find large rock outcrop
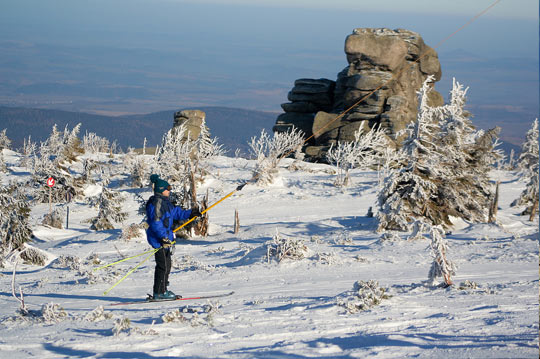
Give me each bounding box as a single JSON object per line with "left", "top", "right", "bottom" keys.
{"left": 273, "top": 28, "right": 444, "bottom": 161}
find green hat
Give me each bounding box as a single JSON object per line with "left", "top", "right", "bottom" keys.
{"left": 150, "top": 174, "right": 171, "bottom": 194}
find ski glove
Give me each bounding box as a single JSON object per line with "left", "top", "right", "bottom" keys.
{"left": 190, "top": 207, "right": 202, "bottom": 219}
{"left": 161, "top": 238, "right": 173, "bottom": 248}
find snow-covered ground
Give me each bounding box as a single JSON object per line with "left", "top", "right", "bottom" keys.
{"left": 0, "top": 151, "right": 538, "bottom": 358}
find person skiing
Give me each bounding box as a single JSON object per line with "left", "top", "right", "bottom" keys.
{"left": 146, "top": 174, "right": 201, "bottom": 300}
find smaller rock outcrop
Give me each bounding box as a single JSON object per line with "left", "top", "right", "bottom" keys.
{"left": 173, "top": 110, "right": 206, "bottom": 141}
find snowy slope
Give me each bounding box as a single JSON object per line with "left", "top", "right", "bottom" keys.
{"left": 0, "top": 151, "right": 538, "bottom": 358}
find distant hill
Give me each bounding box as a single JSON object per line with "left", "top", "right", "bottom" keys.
{"left": 0, "top": 106, "right": 278, "bottom": 155}
{"left": 0, "top": 105, "right": 522, "bottom": 157}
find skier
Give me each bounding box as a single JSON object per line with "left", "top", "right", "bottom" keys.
{"left": 146, "top": 174, "right": 201, "bottom": 300}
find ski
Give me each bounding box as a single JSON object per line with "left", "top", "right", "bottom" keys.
{"left": 107, "top": 291, "right": 235, "bottom": 306}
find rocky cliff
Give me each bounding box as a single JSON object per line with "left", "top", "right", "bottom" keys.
{"left": 273, "top": 28, "right": 444, "bottom": 161}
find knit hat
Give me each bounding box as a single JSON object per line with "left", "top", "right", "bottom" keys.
{"left": 150, "top": 174, "right": 171, "bottom": 194}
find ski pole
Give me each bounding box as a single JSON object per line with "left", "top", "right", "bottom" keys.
{"left": 93, "top": 247, "right": 157, "bottom": 271}
{"left": 172, "top": 182, "right": 247, "bottom": 233}
{"left": 103, "top": 248, "right": 158, "bottom": 295}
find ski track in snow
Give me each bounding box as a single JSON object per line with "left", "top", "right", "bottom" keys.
{"left": 0, "top": 151, "right": 538, "bottom": 358}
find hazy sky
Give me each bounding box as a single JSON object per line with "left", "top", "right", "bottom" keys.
{"left": 0, "top": 0, "right": 538, "bottom": 144}
{"left": 171, "top": 0, "right": 538, "bottom": 19}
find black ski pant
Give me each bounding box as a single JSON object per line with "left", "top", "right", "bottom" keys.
{"left": 153, "top": 247, "right": 172, "bottom": 294}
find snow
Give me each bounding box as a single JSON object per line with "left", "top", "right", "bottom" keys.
{"left": 0, "top": 153, "right": 538, "bottom": 358}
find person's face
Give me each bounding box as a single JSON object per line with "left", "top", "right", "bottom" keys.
{"left": 162, "top": 189, "right": 170, "bottom": 197}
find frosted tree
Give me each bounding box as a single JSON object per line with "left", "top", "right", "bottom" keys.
{"left": 378, "top": 77, "right": 503, "bottom": 231}
{"left": 89, "top": 186, "right": 128, "bottom": 230}
{"left": 427, "top": 225, "right": 456, "bottom": 286}
{"left": 30, "top": 123, "right": 85, "bottom": 203}
{"left": 377, "top": 76, "right": 444, "bottom": 231}
{"left": 154, "top": 124, "right": 194, "bottom": 185}
{"left": 326, "top": 125, "right": 389, "bottom": 187}
{"left": 196, "top": 118, "right": 225, "bottom": 163}
{"left": 516, "top": 118, "right": 539, "bottom": 173}
{"left": 0, "top": 129, "right": 12, "bottom": 150}
{"left": 0, "top": 185, "right": 37, "bottom": 266}
{"left": 512, "top": 118, "right": 539, "bottom": 217}
{"left": 435, "top": 78, "right": 501, "bottom": 223}
{"left": 249, "top": 128, "right": 305, "bottom": 186}
{"left": 82, "top": 131, "right": 110, "bottom": 154}
{"left": 19, "top": 136, "right": 37, "bottom": 168}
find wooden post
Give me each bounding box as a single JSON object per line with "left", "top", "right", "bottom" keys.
{"left": 234, "top": 209, "right": 240, "bottom": 234}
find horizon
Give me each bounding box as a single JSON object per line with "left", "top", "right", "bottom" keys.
{"left": 0, "top": 0, "right": 538, "bottom": 144}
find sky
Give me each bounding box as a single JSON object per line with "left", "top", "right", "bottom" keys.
{"left": 0, "top": 0, "right": 538, "bottom": 145}
{"left": 173, "top": 0, "right": 538, "bottom": 19}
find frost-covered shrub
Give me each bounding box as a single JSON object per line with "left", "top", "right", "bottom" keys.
{"left": 249, "top": 128, "right": 304, "bottom": 186}
{"left": 266, "top": 230, "right": 309, "bottom": 263}
{"left": 121, "top": 223, "right": 146, "bottom": 241}
{"left": 337, "top": 280, "right": 391, "bottom": 313}
{"left": 173, "top": 254, "right": 215, "bottom": 272}
{"left": 458, "top": 280, "right": 478, "bottom": 290}
{"left": 84, "top": 306, "right": 113, "bottom": 322}
{"left": 326, "top": 125, "right": 389, "bottom": 187}
{"left": 19, "top": 246, "right": 47, "bottom": 266}
{"left": 0, "top": 151, "right": 7, "bottom": 173}
{"left": 377, "top": 232, "right": 402, "bottom": 243}
{"left": 41, "top": 209, "right": 63, "bottom": 229}
{"left": 113, "top": 317, "right": 131, "bottom": 336}
{"left": 428, "top": 225, "right": 456, "bottom": 286}
{"left": 56, "top": 255, "right": 83, "bottom": 270}
{"left": 314, "top": 252, "right": 340, "bottom": 265}
{"left": 88, "top": 186, "right": 128, "bottom": 230}
{"left": 162, "top": 302, "right": 221, "bottom": 327}
{"left": 41, "top": 302, "right": 69, "bottom": 323}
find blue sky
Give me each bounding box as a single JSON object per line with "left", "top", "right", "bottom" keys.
{"left": 0, "top": 0, "right": 538, "bottom": 145}
{"left": 172, "top": 0, "right": 537, "bottom": 19}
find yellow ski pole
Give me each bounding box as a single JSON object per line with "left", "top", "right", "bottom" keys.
{"left": 103, "top": 248, "right": 159, "bottom": 295}
{"left": 93, "top": 248, "right": 157, "bottom": 271}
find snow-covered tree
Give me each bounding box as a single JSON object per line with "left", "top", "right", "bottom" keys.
{"left": 0, "top": 129, "right": 12, "bottom": 150}
{"left": 196, "top": 118, "right": 226, "bottom": 162}
{"left": 19, "top": 136, "right": 36, "bottom": 168}
{"left": 0, "top": 185, "right": 34, "bottom": 266}
{"left": 378, "top": 77, "right": 502, "bottom": 231}
{"left": 512, "top": 119, "right": 539, "bottom": 216}
{"left": 326, "top": 125, "right": 389, "bottom": 187}
{"left": 83, "top": 131, "right": 110, "bottom": 154}
{"left": 435, "top": 79, "right": 502, "bottom": 223}
{"left": 30, "top": 124, "right": 86, "bottom": 203}
{"left": 378, "top": 76, "right": 444, "bottom": 231}
{"left": 249, "top": 128, "right": 305, "bottom": 186}
{"left": 89, "top": 186, "right": 128, "bottom": 230}
{"left": 154, "top": 124, "right": 194, "bottom": 185}
{"left": 516, "top": 118, "right": 539, "bottom": 173}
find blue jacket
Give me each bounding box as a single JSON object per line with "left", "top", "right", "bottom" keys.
{"left": 145, "top": 194, "right": 192, "bottom": 248}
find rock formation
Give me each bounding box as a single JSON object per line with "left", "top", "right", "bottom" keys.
{"left": 273, "top": 28, "right": 444, "bottom": 161}
{"left": 173, "top": 109, "right": 206, "bottom": 140}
